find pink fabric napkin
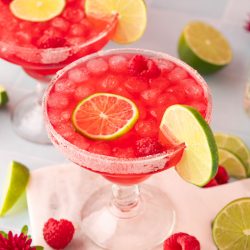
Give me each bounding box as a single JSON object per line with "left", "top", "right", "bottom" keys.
{"left": 27, "top": 164, "right": 250, "bottom": 250}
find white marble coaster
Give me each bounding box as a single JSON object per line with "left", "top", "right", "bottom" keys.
{"left": 27, "top": 164, "right": 250, "bottom": 250}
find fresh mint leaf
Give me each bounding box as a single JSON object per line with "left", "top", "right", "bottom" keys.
{"left": 21, "top": 225, "right": 29, "bottom": 235}
{"left": 35, "top": 246, "right": 44, "bottom": 250}
{"left": 0, "top": 231, "right": 7, "bottom": 238}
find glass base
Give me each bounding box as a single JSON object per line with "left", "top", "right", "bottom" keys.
{"left": 81, "top": 184, "right": 175, "bottom": 250}
{"left": 11, "top": 93, "right": 50, "bottom": 144}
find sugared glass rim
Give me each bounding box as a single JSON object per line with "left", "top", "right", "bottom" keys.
{"left": 0, "top": 15, "right": 117, "bottom": 54}
{"left": 43, "top": 48, "right": 212, "bottom": 166}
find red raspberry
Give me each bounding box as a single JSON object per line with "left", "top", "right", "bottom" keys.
{"left": 141, "top": 59, "right": 161, "bottom": 79}
{"left": 129, "top": 55, "right": 147, "bottom": 75}
{"left": 164, "top": 232, "right": 200, "bottom": 250}
{"left": 38, "top": 37, "right": 68, "bottom": 49}
{"left": 245, "top": 17, "right": 250, "bottom": 32}
{"left": 43, "top": 218, "right": 75, "bottom": 249}
{"left": 204, "top": 178, "right": 218, "bottom": 188}
{"left": 215, "top": 166, "right": 229, "bottom": 184}
{"left": 128, "top": 55, "right": 161, "bottom": 79}
{"left": 135, "top": 137, "right": 163, "bottom": 157}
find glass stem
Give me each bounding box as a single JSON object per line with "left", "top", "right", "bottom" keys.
{"left": 36, "top": 82, "right": 47, "bottom": 106}
{"left": 110, "top": 184, "right": 141, "bottom": 219}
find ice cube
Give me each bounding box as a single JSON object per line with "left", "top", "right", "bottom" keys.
{"left": 49, "top": 110, "right": 71, "bottom": 126}
{"left": 180, "top": 79, "right": 203, "bottom": 100}
{"left": 156, "top": 58, "right": 175, "bottom": 73}
{"left": 168, "top": 67, "right": 188, "bottom": 82}
{"left": 99, "top": 75, "right": 120, "bottom": 91}
{"left": 141, "top": 88, "right": 162, "bottom": 106}
{"left": 68, "top": 68, "right": 89, "bottom": 83}
{"left": 86, "top": 58, "right": 108, "bottom": 75}
{"left": 15, "top": 31, "right": 31, "bottom": 43}
{"left": 41, "top": 48, "right": 70, "bottom": 64}
{"left": 124, "top": 77, "right": 148, "bottom": 94}
{"left": 51, "top": 17, "right": 70, "bottom": 32}
{"left": 47, "top": 93, "right": 69, "bottom": 109}
{"left": 69, "top": 24, "right": 88, "bottom": 36}
{"left": 75, "top": 85, "right": 95, "bottom": 100}
{"left": 55, "top": 122, "right": 75, "bottom": 140}
{"left": 54, "top": 79, "right": 77, "bottom": 93}
{"left": 108, "top": 55, "right": 128, "bottom": 73}
{"left": 63, "top": 7, "right": 85, "bottom": 23}
{"left": 135, "top": 119, "right": 158, "bottom": 138}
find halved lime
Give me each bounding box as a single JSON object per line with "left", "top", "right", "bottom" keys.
{"left": 215, "top": 133, "right": 250, "bottom": 176}
{"left": 0, "top": 85, "right": 8, "bottom": 107}
{"left": 72, "top": 93, "right": 139, "bottom": 140}
{"left": 160, "top": 105, "right": 218, "bottom": 186}
{"left": 218, "top": 148, "right": 248, "bottom": 179}
{"left": 212, "top": 198, "right": 250, "bottom": 250}
{"left": 0, "top": 161, "right": 30, "bottom": 217}
{"left": 178, "top": 21, "right": 232, "bottom": 75}
{"left": 85, "top": 0, "right": 147, "bottom": 44}
{"left": 10, "top": 0, "right": 66, "bottom": 22}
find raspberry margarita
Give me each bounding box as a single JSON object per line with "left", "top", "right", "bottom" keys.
{"left": 45, "top": 49, "right": 211, "bottom": 185}
{"left": 0, "top": 0, "right": 116, "bottom": 78}
{"left": 44, "top": 49, "right": 212, "bottom": 250}
{"left": 0, "top": 0, "right": 119, "bottom": 144}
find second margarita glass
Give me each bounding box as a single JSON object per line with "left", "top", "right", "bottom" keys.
{"left": 0, "top": 0, "right": 117, "bottom": 144}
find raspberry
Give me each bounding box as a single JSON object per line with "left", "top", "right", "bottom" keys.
{"left": 128, "top": 55, "right": 161, "bottom": 79}
{"left": 141, "top": 59, "right": 161, "bottom": 79}
{"left": 135, "top": 137, "right": 163, "bottom": 157}
{"left": 129, "top": 55, "right": 147, "bottom": 75}
{"left": 164, "top": 232, "right": 200, "bottom": 250}
{"left": 215, "top": 166, "right": 229, "bottom": 184}
{"left": 38, "top": 37, "right": 68, "bottom": 49}
{"left": 43, "top": 218, "right": 75, "bottom": 249}
{"left": 204, "top": 178, "right": 218, "bottom": 188}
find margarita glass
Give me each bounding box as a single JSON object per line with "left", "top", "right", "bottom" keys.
{"left": 44, "top": 49, "right": 211, "bottom": 249}
{"left": 0, "top": 0, "right": 117, "bottom": 144}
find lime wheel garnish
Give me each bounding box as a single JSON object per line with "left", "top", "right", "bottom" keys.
{"left": 160, "top": 104, "right": 218, "bottom": 186}
{"left": 10, "top": 0, "right": 66, "bottom": 22}
{"left": 72, "top": 93, "right": 139, "bottom": 140}
{"left": 84, "top": 0, "right": 147, "bottom": 44}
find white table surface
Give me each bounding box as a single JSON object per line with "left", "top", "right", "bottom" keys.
{"left": 0, "top": 0, "right": 250, "bottom": 245}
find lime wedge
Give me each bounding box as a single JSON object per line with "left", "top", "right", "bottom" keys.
{"left": 160, "top": 105, "right": 218, "bottom": 186}
{"left": 85, "top": 0, "right": 147, "bottom": 44}
{"left": 72, "top": 93, "right": 139, "bottom": 140}
{"left": 215, "top": 133, "right": 250, "bottom": 176}
{"left": 212, "top": 198, "right": 250, "bottom": 250}
{"left": 0, "top": 85, "right": 9, "bottom": 107}
{"left": 178, "top": 21, "right": 232, "bottom": 75}
{"left": 218, "top": 148, "right": 248, "bottom": 179}
{"left": 0, "top": 161, "right": 30, "bottom": 217}
{"left": 10, "top": 0, "right": 66, "bottom": 22}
